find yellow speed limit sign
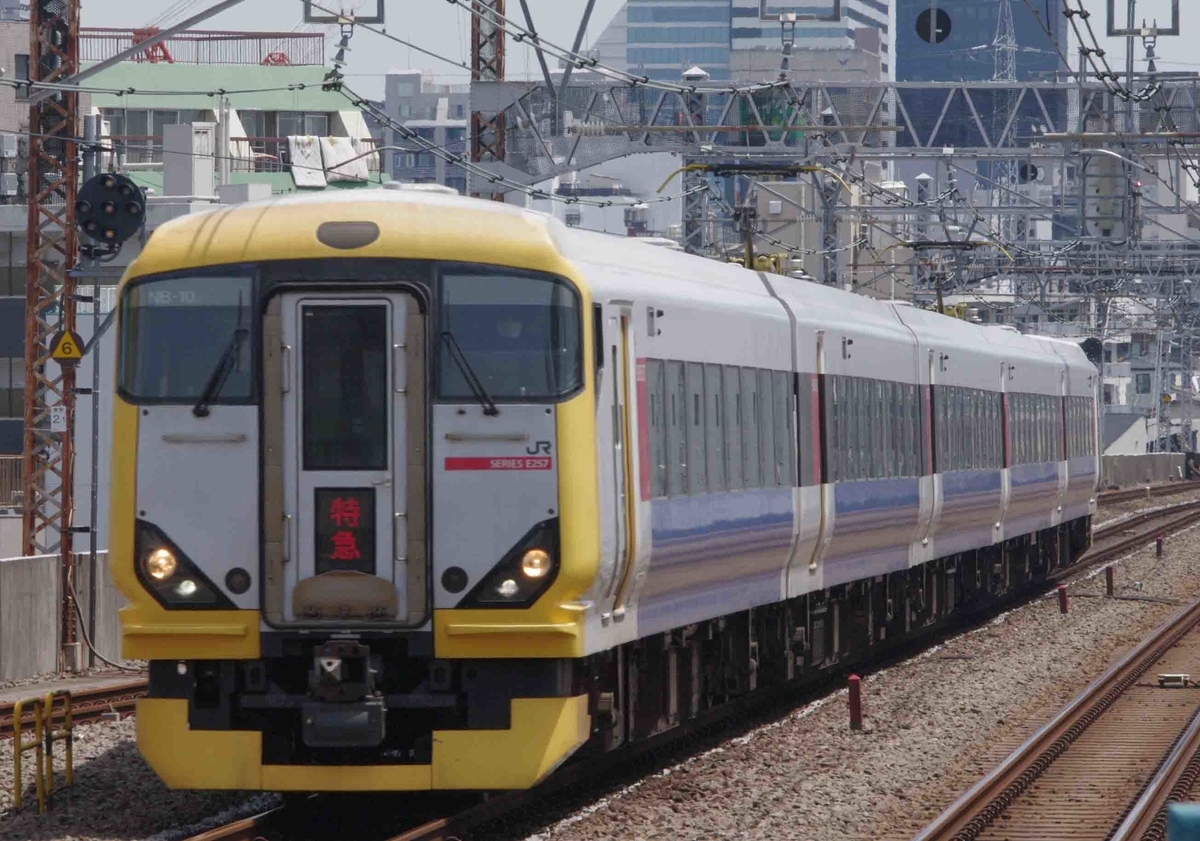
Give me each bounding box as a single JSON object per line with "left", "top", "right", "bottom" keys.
{"left": 50, "top": 329, "right": 84, "bottom": 366}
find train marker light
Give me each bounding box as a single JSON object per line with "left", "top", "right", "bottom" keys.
{"left": 496, "top": 579, "right": 520, "bottom": 598}
{"left": 174, "top": 579, "right": 198, "bottom": 598}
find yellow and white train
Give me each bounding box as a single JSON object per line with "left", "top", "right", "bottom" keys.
{"left": 112, "top": 187, "right": 1097, "bottom": 792}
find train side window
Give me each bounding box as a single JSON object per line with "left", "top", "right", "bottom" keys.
{"left": 908, "top": 384, "right": 919, "bottom": 477}
{"left": 742, "top": 367, "right": 761, "bottom": 487}
{"left": 646, "top": 359, "right": 667, "bottom": 498}
{"left": 932, "top": 386, "right": 944, "bottom": 474}
{"left": 878, "top": 376, "right": 888, "bottom": 475}
{"left": 971, "top": 389, "right": 982, "bottom": 470}
{"left": 666, "top": 361, "right": 687, "bottom": 495}
{"left": 724, "top": 366, "right": 744, "bottom": 490}
{"left": 773, "top": 370, "right": 793, "bottom": 486}
{"left": 685, "top": 362, "right": 707, "bottom": 494}
{"left": 824, "top": 375, "right": 840, "bottom": 483}
{"left": 705, "top": 364, "right": 726, "bottom": 492}
{"left": 1015, "top": 393, "right": 1025, "bottom": 465}
{"left": 887, "top": 381, "right": 900, "bottom": 478}
{"left": 991, "top": 392, "right": 1001, "bottom": 468}
{"left": 843, "top": 377, "right": 858, "bottom": 480}
{"left": 759, "top": 369, "right": 777, "bottom": 485}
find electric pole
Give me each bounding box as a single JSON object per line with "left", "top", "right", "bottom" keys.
{"left": 23, "top": 0, "right": 81, "bottom": 670}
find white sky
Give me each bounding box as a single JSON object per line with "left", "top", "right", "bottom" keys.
{"left": 83, "top": 0, "right": 1197, "bottom": 100}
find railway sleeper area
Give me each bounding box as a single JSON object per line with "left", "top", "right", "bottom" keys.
{"left": 148, "top": 518, "right": 1091, "bottom": 768}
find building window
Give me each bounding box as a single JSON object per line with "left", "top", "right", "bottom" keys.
{"left": 452, "top": 103, "right": 466, "bottom": 119}
{"left": 0, "top": 357, "right": 24, "bottom": 419}
{"left": 1103, "top": 385, "right": 1113, "bottom": 405}
{"left": 305, "top": 113, "right": 329, "bottom": 136}
{"left": 1136, "top": 373, "right": 1152, "bottom": 394}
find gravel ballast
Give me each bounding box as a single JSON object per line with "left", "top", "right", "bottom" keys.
{"left": 2, "top": 497, "right": 1197, "bottom": 841}
{"left": 0, "top": 717, "right": 267, "bottom": 841}
{"left": 521, "top": 522, "right": 1200, "bottom": 841}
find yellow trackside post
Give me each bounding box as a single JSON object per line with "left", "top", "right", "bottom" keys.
{"left": 13, "top": 697, "right": 45, "bottom": 813}
{"left": 42, "top": 691, "right": 74, "bottom": 794}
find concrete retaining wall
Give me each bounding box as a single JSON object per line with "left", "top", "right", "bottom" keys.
{"left": 0, "top": 551, "right": 124, "bottom": 681}
{"left": 1101, "top": 454, "right": 1188, "bottom": 487}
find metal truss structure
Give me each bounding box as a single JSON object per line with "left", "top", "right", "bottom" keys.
{"left": 469, "top": 0, "right": 505, "bottom": 196}
{"left": 23, "top": 0, "right": 80, "bottom": 661}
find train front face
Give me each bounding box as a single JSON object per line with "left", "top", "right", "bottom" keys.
{"left": 111, "top": 204, "right": 600, "bottom": 792}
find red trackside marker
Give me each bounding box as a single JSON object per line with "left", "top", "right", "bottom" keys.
{"left": 1058, "top": 584, "right": 1069, "bottom": 614}
{"left": 848, "top": 674, "right": 863, "bottom": 731}
{"left": 1106, "top": 566, "right": 1115, "bottom": 597}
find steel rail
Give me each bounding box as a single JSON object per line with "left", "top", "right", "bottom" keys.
{"left": 1097, "top": 482, "right": 1200, "bottom": 505}
{"left": 1110, "top": 708, "right": 1200, "bottom": 841}
{"left": 1067, "top": 502, "right": 1200, "bottom": 576}
{"left": 910, "top": 596, "right": 1200, "bottom": 841}
{"left": 0, "top": 679, "right": 146, "bottom": 736}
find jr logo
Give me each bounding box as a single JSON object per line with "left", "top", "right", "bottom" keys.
{"left": 525, "top": 440, "right": 552, "bottom": 456}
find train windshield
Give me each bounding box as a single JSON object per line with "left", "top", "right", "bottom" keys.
{"left": 436, "top": 269, "right": 583, "bottom": 402}
{"left": 118, "top": 274, "right": 254, "bottom": 402}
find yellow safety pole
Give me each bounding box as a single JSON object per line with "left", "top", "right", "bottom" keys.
{"left": 13, "top": 697, "right": 46, "bottom": 813}
{"left": 42, "top": 691, "right": 74, "bottom": 795}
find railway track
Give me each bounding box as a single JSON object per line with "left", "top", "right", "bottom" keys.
{"left": 1097, "top": 481, "right": 1200, "bottom": 505}
{"left": 1067, "top": 499, "right": 1200, "bottom": 576}
{"left": 0, "top": 678, "right": 146, "bottom": 736}
{"left": 912, "top": 594, "right": 1200, "bottom": 841}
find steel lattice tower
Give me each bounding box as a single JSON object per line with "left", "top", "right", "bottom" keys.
{"left": 23, "top": 0, "right": 80, "bottom": 661}
{"left": 992, "top": 0, "right": 1019, "bottom": 242}
{"left": 470, "top": 0, "right": 505, "bottom": 197}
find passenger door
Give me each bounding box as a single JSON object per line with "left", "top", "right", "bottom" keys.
{"left": 274, "top": 292, "right": 427, "bottom": 626}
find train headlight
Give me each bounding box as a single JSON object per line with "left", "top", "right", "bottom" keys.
{"left": 520, "top": 549, "right": 552, "bottom": 579}
{"left": 135, "top": 520, "right": 236, "bottom": 610}
{"left": 457, "top": 518, "right": 560, "bottom": 609}
{"left": 146, "top": 548, "right": 177, "bottom": 581}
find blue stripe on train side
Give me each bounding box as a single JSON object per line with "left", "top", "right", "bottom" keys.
{"left": 1007, "top": 461, "right": 1061, "bottom": 534}
{"left": 936, "top": 469, "right": 1003, "bottom": 555}
{"left": 637, "top": 488, "right": 793, "bottom": 636}
{"left": 823, "top": 477, "right": 920, "bottom": 588}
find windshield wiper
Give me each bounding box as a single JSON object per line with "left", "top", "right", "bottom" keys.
{"left": 441, "top": 330, "right": 499, "bottom": 416}
{"left": 193, "top": 292, "right": 248, "bottom": 418}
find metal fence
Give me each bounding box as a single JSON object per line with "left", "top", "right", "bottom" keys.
{"left": 0, "top": 455, "right": 19, "bottom": 509}
{"left": 80, "top": 27, "right": 325, "bottom": 67}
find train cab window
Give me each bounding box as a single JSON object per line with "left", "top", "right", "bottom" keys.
{"left": 741, "top": 367, "right": 761, "bottom": 488}
{"left": 302, "top": 305, "right": 389, "bottom": 471}
{"left": 723, "top": 366, "right": 744, "bottom": 489}
{"left": 646, "top": 360, "right": 667, "bottom": 497}
{"left": 118, "top": 274, "right": 255, "bottom": 403}
{"left": 686, "top": 362, "right": 707, "bottom": 494}
{"left": 436, "top": 270, "right": 582, "bottom": 402}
